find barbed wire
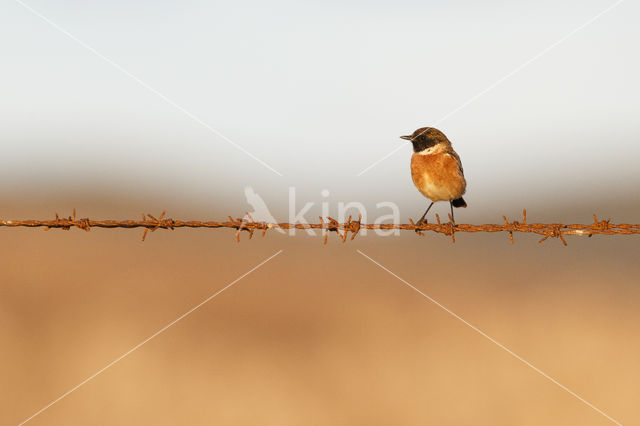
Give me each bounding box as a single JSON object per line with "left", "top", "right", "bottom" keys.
{"left": 1, "top": 209, "right": 639, "bottom": 245}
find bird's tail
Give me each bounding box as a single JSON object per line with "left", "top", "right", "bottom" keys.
{"left": 452, "top": 197, "right": 467, "bottom": 208}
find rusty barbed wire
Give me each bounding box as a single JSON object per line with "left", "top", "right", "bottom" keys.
{"left": 1, "top": 209, "right": 639, "bottom": 245}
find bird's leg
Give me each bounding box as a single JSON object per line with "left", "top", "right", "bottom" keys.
{"left": 417, "top": 202, "right": 434, "bottom": 225}
{"left": 450, "top": 201, "right": 455, "bottom": 224}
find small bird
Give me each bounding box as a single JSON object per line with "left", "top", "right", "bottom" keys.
{"left": 401, "top": 127, "right": 467, "bottom": 224}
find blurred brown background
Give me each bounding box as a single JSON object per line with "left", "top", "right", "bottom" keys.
{"left": 2, "top": 197, "right": 638, "bottom": 426}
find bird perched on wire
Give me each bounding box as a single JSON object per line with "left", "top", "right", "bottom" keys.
{"left": 401, "top": 127, "right": 467, "bottom": 224}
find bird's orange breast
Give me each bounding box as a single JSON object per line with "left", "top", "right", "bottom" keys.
{"left": 411, "top": 151, "right": 466, "bottom": 202}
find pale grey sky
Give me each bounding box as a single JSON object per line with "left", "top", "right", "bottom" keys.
{"left": 1, "top": 0, "right": 638, "bottom": 218}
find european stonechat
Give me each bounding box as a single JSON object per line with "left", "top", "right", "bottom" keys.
{"left": 401, "top": 127, "right": 467, "bottom": 224}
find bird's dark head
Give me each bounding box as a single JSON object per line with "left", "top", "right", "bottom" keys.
{"left": 400, "top": 127, "right": 450, "bottom": 153}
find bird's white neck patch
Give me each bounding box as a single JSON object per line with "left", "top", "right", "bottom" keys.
{"left": 417, "top": 146, "right": 436, "bottom": 155}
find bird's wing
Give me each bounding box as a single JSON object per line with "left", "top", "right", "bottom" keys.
{"left": 445, "top": 149, "right": 464, "bottom": 176}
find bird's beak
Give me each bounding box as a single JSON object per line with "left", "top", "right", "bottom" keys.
{"left": 400, "top": 135, "right": 412, "bottom": 141}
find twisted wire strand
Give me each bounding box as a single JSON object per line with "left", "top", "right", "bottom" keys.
{"left": 1, "top": 209, "right": 638, "bottom": 245}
